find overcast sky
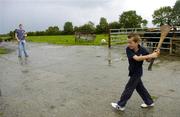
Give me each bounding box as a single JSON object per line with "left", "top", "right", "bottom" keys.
{"left": 0, "top": 0, "right": 177, "bottom": 34}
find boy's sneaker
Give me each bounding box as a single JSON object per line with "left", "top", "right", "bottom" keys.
{"left": 141, "top": 103, "right": 154, "bottom": 108}
{"left": 111, "top": 102, "right": 125, "bottom": 111}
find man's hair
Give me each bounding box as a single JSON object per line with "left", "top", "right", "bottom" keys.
{"left": 127, "top": 33, "right": 141, "bottom": 43}
{"left": 19, "top": 24, "right": 23, "bottom": 26}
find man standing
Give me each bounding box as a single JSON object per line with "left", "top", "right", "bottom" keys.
{"left": 15, "top": 24, "right": 28, "bottom": 57}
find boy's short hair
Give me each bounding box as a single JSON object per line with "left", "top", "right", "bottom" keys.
{"left": 128, "top": 33, "right": 141, "bottom": 43}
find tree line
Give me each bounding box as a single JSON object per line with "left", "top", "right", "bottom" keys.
{"left": 7, "top": 0, "right": 180, "bottom": 37}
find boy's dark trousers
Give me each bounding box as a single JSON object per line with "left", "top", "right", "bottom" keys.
{"left": 118, "top": 76, "right": 153, "bottom": 107}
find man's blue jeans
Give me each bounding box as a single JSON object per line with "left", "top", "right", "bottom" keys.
{"left": 18, "top": 40, "right": 28, "bottom": 57}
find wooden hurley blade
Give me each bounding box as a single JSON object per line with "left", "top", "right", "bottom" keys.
{"left": 148, "top": 25, "right": 171, "bottom": 71}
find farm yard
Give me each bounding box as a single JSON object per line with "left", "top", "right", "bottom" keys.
{"left": 1, "top": 0, "right": 180, "bottom": 116}
{"left": 0, "top": 42, "right": 180, "bottom": 117}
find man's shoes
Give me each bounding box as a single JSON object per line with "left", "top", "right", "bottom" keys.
{"left": 18, "top": 56, "right": 21, "bottom": 58}
{"left": 141, "top": 103, "right": 154, "bottom": 108}
{"left": 111, "top": 102, "right": 125, "bottom": 111}
{"left": 25, "top": 55, "right": 29, "bottom": 57}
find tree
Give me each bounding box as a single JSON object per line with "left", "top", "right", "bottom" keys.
{"left": 172, "top": 0, "right": 180, "bottom": 26}
{"left": 95, "top": 25, "right": 101, "bottom": 34}
{"left": 108, "top": 21, "right": 120, "bottom": 29}
{"left": 152, "top": 6, "right": 173, "bottom": 26}
{"left": 141, "top": 19, "right": 148, "bottom": 28}
{"left": 74, "top": 26, "right": 79, "bottom": 33}
{"left": 173, "top": 0, "right": 180, "bottom": 13}
{"left": 78, "top": 21, "right": 96, "bottom": 34}
{"left": 63, "top": 22, "right": 74, "bottom": 35}
{"left": 36, "top": 31, "right": 46, "bottom": 36}
{"left": 119, "top": 10, "right": 147, "bottom": 28}
{"left": 28, "top": 31, "right": 37, "bottom": 36}
{"left": 96, "top": 17, "right": 109, "bottom": 34}
{"left": 46, "top": 26, "right": 61, "bottom": 35}
{"left": 9, "top": 30, "right": 15, "bottom": 39}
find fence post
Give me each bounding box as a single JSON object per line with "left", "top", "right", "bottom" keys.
{"left": 170, "top": 38, "right": 173, "bottom": 54}
{"left": 108, "top": 29, "right": 111, "bottom": 48}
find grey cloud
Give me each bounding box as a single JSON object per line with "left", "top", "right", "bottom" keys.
{"left": 0, "top": 0, "right": 177, "bottom": 34}
{"left": 1, "top": 0, "right": 110, "bottom": 8}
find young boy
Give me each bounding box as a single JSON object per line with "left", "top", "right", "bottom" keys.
{"left": 111, "top": 33, "right": 160, "bottom": 111}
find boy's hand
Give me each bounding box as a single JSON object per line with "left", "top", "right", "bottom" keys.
{"left": 153, "top": 49, "right": 160, "bottom": 55}
{"left": 149, "top": 51, "right": 160, "bottom": 58}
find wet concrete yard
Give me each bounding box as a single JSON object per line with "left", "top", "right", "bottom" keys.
{"left": 0, "top": 42, "right": 180, "bottom": 117}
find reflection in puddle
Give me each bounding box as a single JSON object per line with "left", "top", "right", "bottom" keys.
{"left": 18, "top": 57, "right": 28, "bottom": 65}
{"left": 107, "top": 48, "right": 127, "bottom": 66}
{"left": 21, "top": 69, "right": 29, "bottom": 73}
{"left": 108, "top": 49, "right": 112, "bottom": 66}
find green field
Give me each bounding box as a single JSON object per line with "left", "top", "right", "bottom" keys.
{"left": 0, "top": 34, "right": 127, "bottom": 46}
{"left": 0, "top": 36, "right": 11, "bottom": 42}
{"left": 27, "top": 34, "right": 127, "bottom": 45}
{"left": 27, "top": 35, "right": 108, "bottom": 45}
{"left": 0, "top": 47, "right": 8, "bottom": 55}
